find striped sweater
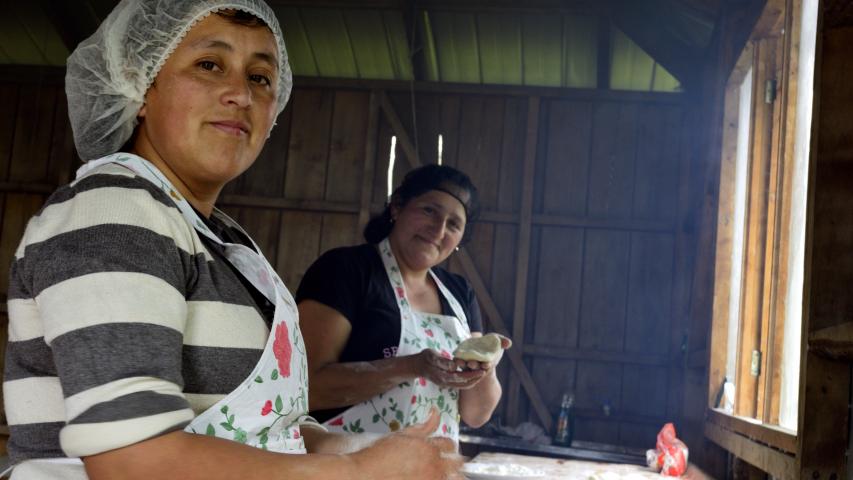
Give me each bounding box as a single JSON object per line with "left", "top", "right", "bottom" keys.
{"left": 4, "top": 163, "right": 272, "bottom": 464}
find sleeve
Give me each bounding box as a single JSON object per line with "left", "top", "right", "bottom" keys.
{"left": 12, "top": 174, "right": 195, "bottom": 457}
{"left": 295, "top": 247, "right": 366, "bottom": 325}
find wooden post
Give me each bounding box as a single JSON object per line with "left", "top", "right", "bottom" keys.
{"left": 797, "top": 8, "right": 851, "bottom": 477}
{"left": 506, "top": 97, "right": 541, "bottom": 426}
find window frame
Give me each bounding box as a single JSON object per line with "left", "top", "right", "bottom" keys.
{"left": 706, "top": 0, "right": 814, "bottom": 459}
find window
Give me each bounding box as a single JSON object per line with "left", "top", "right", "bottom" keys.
{"left": 708, "top": 0, "right": 817, "bottom": 446}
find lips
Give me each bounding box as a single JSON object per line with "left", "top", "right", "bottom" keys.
{"left": 209, "top": 120, "right": 250, "bottom": 136}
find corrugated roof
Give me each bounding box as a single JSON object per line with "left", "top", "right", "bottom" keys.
{"left": 2, "top": 2, "right": 696, "bottom": 93}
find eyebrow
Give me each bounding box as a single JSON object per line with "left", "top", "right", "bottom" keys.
{"left": 423, "top": 200, "right": 466, "bottom": 223}
{"left": 191, "top": 38, "right": 278, "bottom": 70}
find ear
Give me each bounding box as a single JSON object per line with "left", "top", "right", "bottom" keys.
{"left": 138, "top": 102, "right": 147, "bottom": 118}
{"left": 389, "top": 195, "right": 402, "bottom": 221}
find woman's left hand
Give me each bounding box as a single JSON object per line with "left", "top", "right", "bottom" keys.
{"left": 452, "top": 334, "right": 512, "bottom": 372}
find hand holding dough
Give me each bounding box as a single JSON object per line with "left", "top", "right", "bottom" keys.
{"left": 453, "top": 333, "right": 512, "bottom": 363}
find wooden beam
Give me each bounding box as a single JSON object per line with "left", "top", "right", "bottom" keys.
{"left": 293, "top": 75, "right": 688, "bottom": 104}
{"left": 506, "top": 97, "right": 539, "bottom": 426}
{"left": 522, "top": 344, "right": 669, "bottom": 367}
{"left": 608, "top": 0, "right": 705, "bottom": 89}
{"left": 358, "top": 91, "right": 381, "bottom": 232}
{"left": 219, "top": 195, "right": 359, "bottom": 214}
{"left": 267, "top": 0, "right": 601, "bottom": 14}
{"left": 705, "top": 421, "right": 796, "bottom": 480}
{"left": 797, "top": 9, "right": 850, "bottom": 479}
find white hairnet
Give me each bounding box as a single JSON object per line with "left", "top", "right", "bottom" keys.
{"left": 65, "top": 0, "right": 292, "bottom": 161}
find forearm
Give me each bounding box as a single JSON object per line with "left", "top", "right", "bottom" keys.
{"left": 303, "top": 428, "right": 384, "bottom": 455}
{"left": 309, "top": 355, "right": 419, "bottom": 411}
{"left": 458, "top": 370, "right": 502, "bottom": 428}
{"left": 83, "top": 430, "right": 358, "bottom": 480}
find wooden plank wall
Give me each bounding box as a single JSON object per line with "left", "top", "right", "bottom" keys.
{"left": 0, "top": 70, "right": 697, "bottom": 451}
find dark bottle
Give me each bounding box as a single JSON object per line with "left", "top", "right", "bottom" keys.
{"left": 553, "top": 393, "right": 575, "bottom": 446}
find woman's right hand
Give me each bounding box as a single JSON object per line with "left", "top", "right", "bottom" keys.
{"left": 411, "top": 349, "right": 487, "bottom": 389}
{"left": 351, "top": 408, "right": 464, "bottom": 480}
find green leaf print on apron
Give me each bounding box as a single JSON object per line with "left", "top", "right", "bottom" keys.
{"left": 324, "top": 238, "right": 471, "bottom": 442}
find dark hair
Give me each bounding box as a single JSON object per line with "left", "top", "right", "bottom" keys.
{"left": 364, "top": 164, "right": 480, "bottom": 244}
{"left": 215, "top": 9, "right": 269, "bottom": 28}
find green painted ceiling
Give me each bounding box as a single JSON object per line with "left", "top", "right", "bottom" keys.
{"left": 2, "top": 2, "right": 710, "bottom": 93}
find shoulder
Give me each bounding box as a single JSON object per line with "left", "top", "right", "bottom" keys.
{"left": 17, "top": 163, "right": 196, "bottom": 260}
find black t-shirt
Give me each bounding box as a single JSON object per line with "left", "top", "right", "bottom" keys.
{"left": 295, "top": 243, "right": 483, "bottom": 422}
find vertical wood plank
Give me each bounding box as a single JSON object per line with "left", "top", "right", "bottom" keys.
{"left": 506, "top": 97, "right": 539, "bottom": 426}
{"left": 232, "top": 208, "right": 282, "bottom": 266}
{"left": 231, "top": 95, "right": 293, "bottom": 197}
{"left": 625, "top": 232, "right": 675, "bottom": 355}
{"left": 0, "top": 84, "right": 19, "bottom": 181}
{"left": 531, "top": 227, "right": 584, "bottom": 348}
{"left": 276, "top": 211, "right": 322, "bottom": 293}
{"left": 358, "top": 91, "right": 380, "bottom": 232}
{"left": 326, "top": 91, "right": 369, "bottom": 203}
{"left": 587, "top": 103, "right": 639, "bottom": 220}
{"left": 320, "top": 213, "right": 359, "bottom": 254}
{"left": 621, "top": 365, "right": 668, "bottom": 418}
{"left": 9, "top": 85, "right": 57, "bottom": 183}
{"left": 798, "top": 19, "right": 853, "bottom": 478}
{"left": 284, "top": 89, "right": 334, "bottom": 201}
{"left": 497, "top": 97, "right": 527, "bottom": 214}
{"left": 633, "top": 105, "right": 681, "bottom": 223}
{"left": 575, "top": 361, "right": 622, "bottom": 443}
{"left": 46, "top": 88, "right": 77, "bottom": 186}
{"left": 541, "top": 100, "right": 592, "bottom": 216}
{"left": 578, "top": 230, "right": 631, "bottom": 352}
{"left": 530, "top": 356, "right": 576, "bottom": 424}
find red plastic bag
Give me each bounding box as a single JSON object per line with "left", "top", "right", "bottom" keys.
{"left": 645, "top": 423, "right": 689, "bottom": 476}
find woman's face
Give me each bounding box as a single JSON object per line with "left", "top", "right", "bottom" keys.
{"left": 389, "top": 189, "right": 468, "bottom": 272}
{"left": 133, "top": 13, "right": 278, "bottom": 196}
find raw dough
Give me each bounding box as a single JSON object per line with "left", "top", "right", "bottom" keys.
{"left": 453, "top": 333, "right": 504, "bottom": 362}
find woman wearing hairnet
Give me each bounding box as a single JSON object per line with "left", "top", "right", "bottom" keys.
{"left": 2, "top": 1, "right": 463, "bottom": 479}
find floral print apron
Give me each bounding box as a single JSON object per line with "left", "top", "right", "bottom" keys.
{"left": 77, "top": 153, "right": 314, "bottom": 454}
{"left": 323, "top": 238, "right": 471, "bottom": 442}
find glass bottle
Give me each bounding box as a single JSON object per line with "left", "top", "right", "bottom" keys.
{"left": 553, "top": 392, "right": 575, "bottom": 446}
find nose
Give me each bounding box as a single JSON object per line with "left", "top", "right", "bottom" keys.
{"left": 428, "top": 215, "right": 447, "bottom": 239}
{"left": 221, "top": 73, "right": 252, "bottom": 108}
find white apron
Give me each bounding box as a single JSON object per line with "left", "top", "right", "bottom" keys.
{"left": 323, "top": 238, "right": 471, "bottom": 442}
{"left": 7, "top": 153, "right": 314, "bottom": 478}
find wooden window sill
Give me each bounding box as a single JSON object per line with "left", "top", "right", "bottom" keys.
{"left": 706, "top": 408, "right": 797, "bottom": 454}
{"left": 705, "top": 418, "right": 797, "bottom": 479}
